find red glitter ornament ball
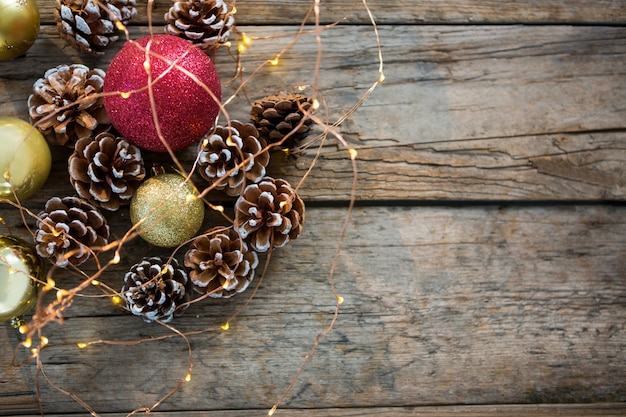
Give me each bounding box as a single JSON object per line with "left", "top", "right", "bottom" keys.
{"left": 103, "top": 35, "right": 221, "bottom": 152}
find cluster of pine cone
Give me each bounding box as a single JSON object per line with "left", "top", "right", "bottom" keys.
{"left": 29, "top": 0, "right": 316, "bottom": 324}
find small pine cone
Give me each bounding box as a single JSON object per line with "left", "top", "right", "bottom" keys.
{"left": 234, "top": 177, "right": 305, "bottom": 252}
{"left": 250, "top": 93, "right": 314, "bottom": 148}
{"left": 164, "top": 0, "right": 234, "bottom": 52}
{"left": 185, "top": 227, "right": 259, "bottom": 298}
{"left": 28, "top": 64, "right": 110, "bottom": 147}
{"left": 35, "top": 196, "right": 110, "bottom": 268}
{"left": 197, "top": 120, "right": 269, "bottom": 196}
{"left": 54, "top": 0, "right": 137, "bottom": 54}
{"left": 121, "top": 257, "right": 192, "bottom": 323}
{"left": 69, "top": 132, "right": 146, "bottom": 211}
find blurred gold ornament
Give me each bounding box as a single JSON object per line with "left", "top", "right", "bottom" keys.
{"left": 130, "top": 172, "right": 205, "bottom": 248}
{"left": 0, "top": 235, "right": 44, "bottom": 324}
{"left": 0, "top": 116, "right": 51, "bottom": 201}
{"left": 0, "top": 0, "right": 40, "bottom": 60}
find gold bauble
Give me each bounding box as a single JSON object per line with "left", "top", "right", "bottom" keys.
{"left": 0, "top": 0, "right": 40, "bottom": 60}
{"left": 0, "top": 116, "right": 52, "bottom": 202}
{"left": 130, "top": 173, "right": 205, "bottom": 248}
{"left": 0, "top": 235, "right": 43, "bottom": 323}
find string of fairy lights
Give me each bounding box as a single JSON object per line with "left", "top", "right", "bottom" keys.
{"left": 1, "top": 0, "right": 384, "bottom": 415}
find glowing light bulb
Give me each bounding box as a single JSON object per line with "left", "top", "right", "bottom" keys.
{"left": 349, "top": 148, "right": 358, "bottom": 160}
{"left": 221, "top": 322, "right": 230, "bottom": 330}
{"left": 40, "top": 336, "right": 49, "bottom": 346}
{"left": 226, "top": 136, "right": 235, "bottom": 147}
{"left": 336, "top": 295, "right": 344, "bottom": 305}
{"left": 241, "top": 34, "right": 251, "bottom": 45}
{"left": 238, "top": 43, "right": 246, "bottom": 54}
{"left": 143, "top": 59, "right": 151, "bottom": 72}
{"left": 120, "top": 91, "right": 131, "bottom": 99}
{"left": 18, "top": 325, "right": 28, "bottom": 334}
{"left": 112, "top": 253, "right": 121, "bottom": 264}
{"left": 231, "top": 6, "right": 237, "bottom": 14}
{"left": 268, "top": 406, "right": 277, "bottom": 416}
{"left": 23, "top": 337, "right": 32, "bottom": 348}
{"left": 91, "top": 279, "right": 100, "bottom": 286}
{"left": 56, "top": 289, "right": 69, "bottom": 301}
{"left": 45, "top": 277, "right": 55, "bottom": 290}
{"left": 312, "top": 99, "right": 320, "bottom": 110}
{"left": 270, "top": 56, "right": 280, "bottom": 66}
{"left": 111, "top": 295, "right": 123, "bottom": 306}
{"left": 186, "top": 194, "right": 197, "bottom": 203}
{"left": 214, "top": 205, "right": 224, "bottom": 213}
{"left": 115, "top": 21, "right": 126, "bottom": 31}
{"left": 77, "top": 342, "right": 88, "bottom": 349}
{"left": 184, "top": 373, "right": 192, "bottom": 382}
{"left": 379, "top": 73, "right": 386, "bottom": 83}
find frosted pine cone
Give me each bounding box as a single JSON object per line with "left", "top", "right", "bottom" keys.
{"left": 121, "top": 257, "right": 192, "bottom": 323}
{"left": 35, "top": 196, "right": 110, "bottom": 268}
{"left": 185, "top": 227, "right": 259, "bottom": 298}
{"left": 250, "top": 93, "right": 314, "bottom": 148}
{"left": 164, "top": 0, "right": 234, "bottom": 52}
{"left": 28, "top": 64, "right": 109, "bottom": 147}
{"left": 54, "top": 0, "right": 137, "bottom": 54}
{"left": 69, "top": 132, "right": 146, "bottom": 211}
{"left": 234, "top": 177, "right": 305, "bottom": 252}
{"left": 197, "top": 120, "right": 269, "bottom": 196}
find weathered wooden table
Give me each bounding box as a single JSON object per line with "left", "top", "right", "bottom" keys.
{"left": 1, "top": 1, "right": 625, "bottom": 416}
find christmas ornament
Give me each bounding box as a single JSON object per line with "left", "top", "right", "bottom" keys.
{"left": 28, "top": 64, "right": 109, "bottom": 147}
{"left": 104, "top": 34, "right": 222, "bottom": 152}
{"left": 234, "top": 177, "right": 305, "bottom": 252}
{"left": 184, "top": 227, "right": 258, "bottom": 298}
{"left": 0, "top": 0, "right": 40, "bottom": 61}
{"left": 121, "top": 256, "right": 192, "bottom": 323}
{"left": 0, "top": 235, "right": 43, "bottom": 324}
{"left": 197, "top": 120, "right": 269, "bottom": 196}
{"left": 54, "top": 0, "right": 137, "bottom": 54}
{"left": 164, "top": 0, "right": 235, "bottom": 53}
{"left": 250, "top": 93, "right": 314, "bottom": 149}
{"left": 0, "top": 116, "right": 51, "bottom": 202}
{"left": 69, "top": 132, "right": 146, "bottom": 211}
{"left": 130, "top": 172, "right": 205, "bottom": 248}
{"left": 35, "top": 196, "right": 110, "bottom": 268}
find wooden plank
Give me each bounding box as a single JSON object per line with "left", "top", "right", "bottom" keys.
{"left": 34, "top": 0, "right": 626, "bottom": 25}
{"left": 1, "top": 205, "right": 624, "bottom": 414}
{"left": 1, "top": 25, "right": 624, "bottom": 201}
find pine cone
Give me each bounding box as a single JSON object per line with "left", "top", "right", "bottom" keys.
{"left": 234, "top": 177, "right": 305, "bottom": 252}
{"left": 35, "top": 196, "right": 110, "bottom": 268}
{"left": 185, "top": 227, "right": 258, "bottom": 298}
{"left": 54, "top": 0, "right": 137, "bottom": 54}
{"left": 121, "top": 257, "right": 192, "bottom": 323}
{"left": 250, "top": 93, "right": 314, "bottom": 148}
{"left": 69, "top": 132, "right": 146, "bottom": 211}
{"left": 28, "top": 64, "right": 110, "bottom": 147}
{"left": 197, "top": 120, "right": 269, "bottom": 196}
{"left": 164, "top": 0, "right": 234, "bottom": 52}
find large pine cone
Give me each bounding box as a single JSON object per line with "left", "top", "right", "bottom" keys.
{"left": 35, "top": 196, "right": 110, "bottom": 268}
{"left": 164, "top": 0, "right": 234, "bottom": 52}
{"left": 234, "top": 177, "right": 305, "bottom": 252}
{"left": 184, "top": 227, "right": 258, "bottom": 298}
{"left": 197, "top": 120, "right": 269, "bottom": 196}
{"left": 121, "top": 257, "right": 192, "bottom": 323}
{"left": 54, "top": 0, "right": 137, "bottom": 54}
{"left": 28, "top": 64, "right": 110, "bottom": 147}
{"left": 69, "top": 132, "right": 146, "bottom": 211}
{"left": 250, "top": 93, "right": 314, "bottom": 148}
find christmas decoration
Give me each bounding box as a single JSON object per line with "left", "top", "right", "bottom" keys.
{"left": 130, "top": 171, "right": 205, "bottom": 248}
{"left": 35, "top": 196, "right": 110, "bottom": 268}
{"left": 121, "top": 256, "right": 192, "bottom": 323}
{"left": 164, "top": 0, "right": 235, "bottom": 53}
{"left": 0, "top": 0, "right": 40, "bottom": 61}
{"left": 0, "top": 235, "right": 43, "bottom": 324}
{"left": 197, "top": 120, "right": 269, "bottom": 197}
{"left": 184, "top": 227, "right": 258, "bottom": 298}
{"left": 54, "top": 0, "right": 137, "bottom": 54}
{"left": 103, "top": 34, "right": 222, "bottom": 152}
{"left": 234, "top": 177, "right": 305, "bottom": 252}
{"left": 0, "top": 116, "right": 51, "bottom": 202}
{"left": 28, "top": 64, "right": 109, "bottom": 147}
{"left": 250, "top": 93, "right": 314, "bottom": 149}
{"left": 69, "top": 132, "right": 146, "bottom": 211}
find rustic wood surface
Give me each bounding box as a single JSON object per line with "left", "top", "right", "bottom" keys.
{"left": 1, "top": 1, "right": 625, "bottom": 416}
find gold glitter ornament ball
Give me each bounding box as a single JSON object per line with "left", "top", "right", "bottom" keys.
{"left": 130, "top": 173, "right": 205, "bottom": 248}
{"left": 0, "top": 116, "right": 51, "bottom": 201}
{"left": 0, "top": 235, "right": 44, "bottom": 324}
{"left": 0, "top": 0, "right": 40, "bottom": 61}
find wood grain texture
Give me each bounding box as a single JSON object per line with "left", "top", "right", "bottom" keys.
{"left": 1, "top": 25, "right": 624, "bottom": 201}
{"left": 1, "top": 206, "right": 624, "bottom": 414}
{"left": 34, "top": 0, "right": 626, "bottom": 25}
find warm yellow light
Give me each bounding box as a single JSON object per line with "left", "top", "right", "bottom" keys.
{"left": 56, "top": 289, "right": 69, "bottom": 301}
{"left": 238, "top": 43, "right": 246, "bottom": 54}
{"left": 46, "top": 277, "right": 56, "bottom": 290}
{"left": 186, "top": 194, "right": 197, "bottom": 203}
{"left": 222, "top": 280, "right": 230, "bottom": 289}
{"left": 23, "top": 337, "right": 32, "bottom": 348}
{"left": 184, "top": 373, "right": 192, "bottom": 382}
{"left": 40, "top": 336, "right": 49, "bottom": 346}
{"left": 214, "top": 205, "right": 224, "bottom": 213}
{"left": 312, "top": 99, "right": 320, "bottom": 110}
{"left": 231, "top": 6, "right": 237, "bottom": 14}
{"left": 270, "top": 56, "right": 280, "bottom": 66}
{"left": 112, "top": 253, "right": 121, "bottom": 264}
{"left": 268, "top": 406, "right": 277, "bottom": 416}
{"left": 143, "top": 59, "right": 151, "bottom": 72}
{"left": 225, "top": 136, "right": 235, "bottom": 147}
{"left": 18, "top": 325, "right": 28, "bottom": 334}
{"left": 115, "top": 21, "right": 126, "bottom": 31}
{"left": 77, "top": 342, "right": 88, "bottom": 349}
{"left": 241, "top": 34, "right": 251, "bottom": 45}
{"left": 336, "top": 295, "right": 344, "bottom": 305}
{"left": 202, "top": 138, "right": 209, "bottom": 147}
{"left": 279, "top": 201, "right": 287, "bottom": 210}
{"left": 91, "top": 279, "right": 100, "bottom": 286}
{"left": 349, "top": 148, "right": 358, "bottom": 160}
{"left": 30, "top": 348, "right": 38, "bottom": 356}
{"left": 111, "top": 295, "right": 123, "bottom": 306}
{"left": 379, "top": 73, "right": 386, "bottom": 83}
{"left": 221, "top": 322, "right": 230, "bottom": 331}
{"left": 120, "top": 91, "right": 131, "bottom": 99}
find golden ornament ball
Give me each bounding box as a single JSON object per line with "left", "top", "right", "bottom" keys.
{"left": 130, "top": 172, "right": 205, "bottom": 248}
{"left": 0, "top": 116, "right": 51, "bottom": 202}
{"left": 0, "top": 235, "right": 44, "bottom": 323}
{"left": 0, "top": 0, "right": 40, "bottom": 61}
